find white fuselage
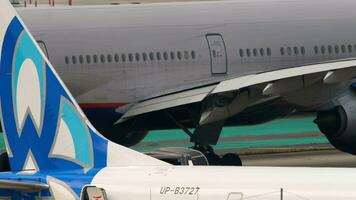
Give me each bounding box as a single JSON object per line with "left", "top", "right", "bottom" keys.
{"left": 92, "top": 166, "right": 356, "bottom": 199}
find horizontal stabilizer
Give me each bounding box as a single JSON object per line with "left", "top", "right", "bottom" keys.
{"left": 0, "top": 180, "right": 49, "bottom": 192}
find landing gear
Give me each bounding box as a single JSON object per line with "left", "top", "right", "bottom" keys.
{"left": 166, "top": 111, "right": 242, "bottom": 166}
{"left": 221, "top": 153, "right": 242, "bottom": 166}
{"left": 192, "top": 144, "right": 242, "bottom": 166}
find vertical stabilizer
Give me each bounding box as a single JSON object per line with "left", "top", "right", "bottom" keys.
{"left": 0, "top": 0, "right": 167, "bottom": 172}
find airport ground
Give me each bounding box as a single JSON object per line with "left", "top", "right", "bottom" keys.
{"left": 241, "top": 149, "right": 356, "bottom": 168}
{"left": 131, "top": 115, "right": 356, "bottom": 167}
{"left": 1, "top": 114, "right": 354, "bottom": 167}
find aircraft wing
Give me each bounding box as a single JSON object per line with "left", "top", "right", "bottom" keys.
{"left": 0, "top": 180, "right": 49, "bottom": 192}
{"left": 211, "top": 59, "right": 356, "bottom": 95}
{"left": 118, "top": 58, "right": 356, "bottom": 125}
{"left": 118, "top": 85, "right": 217, "bottom": 123}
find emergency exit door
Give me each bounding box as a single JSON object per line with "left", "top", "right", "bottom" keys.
{"left": 206, "top": 34, "right": 227, "bottom": 74}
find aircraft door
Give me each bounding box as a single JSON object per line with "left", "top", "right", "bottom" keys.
{"left": 228, "top": 192, "right": 243, "bottom": 200}
{"left": 81, "top": 186, "right": 108, "bottom": 200}
{"left": 37, "top": 40, "right": 49, "bottom": 59}
{"left": 206, "top": 34, "right": 227, "bottom": 74}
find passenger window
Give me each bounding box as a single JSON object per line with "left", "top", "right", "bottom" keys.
{"left": 184, "top": 51, "right": 189, "bottom": 60}
{"left": 177, "top": 51, "right": 182, "bottom": 60}
{"left": 121, "top": 54, "right": 126, "bottom": 62}
{"left": 107, "top": 54, "right": 112, "bottom": 63}
{"left": 280, "top": 47, "right": 285, "bottom": 56}
{"left": 142, "top": 53, "right": 147, "bottom": 61}
{"left": 341, "top": 45, "right": 346, "bottom": 53}
{"left": 191, "top": 51, "right": 196, "bottom": 59}
{"left": 287, "top": 47, "right": 292, "bottom": 55}
{"left": 294, "top": 46, "right": 299, "bottom": 55}
{"left": 334, "top": 45, "right": 339, "bottom": 54}
{"left": 128, "top": 53, "right": 133, "bottom": 62}
{"left": 259, "top": 48, "right": 264, "bottom": 56}
{"left": 149, "top": 52, "right": 154, "bottom": 61}
{"left": 239, "top": 49, "right": 244, "bottom": 57}
{"left": 114, "top": 54, "right": 119, "bottom": 62}
{"left": 267, "top": 48, "right": 271, "bottom": 56}
{"left": 93, "top": 55, "right": 98, "bottom": 63}
{"left": 163, "top": 52, "right": 168, "bottom": 60}
{"left": 170, "top": 51, "right": 175, "bottom": 60}
{"left": 135, "top": 53, "right": 140, "bottom": 61}
{"left": 79, "top": 55, "right": 84, "bottom": 64}
{"left": 72, "top": 56, "right": 77, "bottom": 64}
{"left": 65, "top": 56, "right": 69, "bottom": 64}
{"left": 156, "top": 52, "right": 161, "bottom": 61}
{"left": 348, "top": 45, "right": 353, "bottom": 53}
{"left": 212, "top": 49, "right": 216, "bottom": 57}
{"left": 100, "top": 54, "right": 106, "bottom": 63}
{"left": 246, "top": 49, "right": 251, "bottom": 57}
{"left": 328, "top": 45, "right": 332, "bottom": 54}
{"left": 253, "top": 48, "right": 257, "bottom": 57}
{"left": 321, "top": 46, "right": 326, "bottom": 54}
{"left": 301, "top": 46, "right": 305, "bottom": 55}
{"left": 314, "top": 46, "right": 319, "bottom": 54}
{"left": 86, "top": 55, "right": 91, "bottom": 64}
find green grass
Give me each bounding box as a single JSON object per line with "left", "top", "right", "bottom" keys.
{"left": 135, "top": 116, "right": 326, "bottom": 152}
{"left": 142, "top": 116, "right": 320, "bottom": 142}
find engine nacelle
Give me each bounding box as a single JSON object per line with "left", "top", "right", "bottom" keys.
{"left": 102, "top": 127, "right": 148, "bottom": 147}
{"left": 83, "top": 109, "right": 148, "bottom": 147}
{"left": 315, "top": 93, "right": 356, "bottom": 154}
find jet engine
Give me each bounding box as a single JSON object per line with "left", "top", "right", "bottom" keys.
{"left": 103, "top": 127, "right": 148, "bottom": 147}
{"left": 314, "top": 93, "right": 356, "bottom": 154}
{"left": 83, "top": 109, "right": 148, "bottom": 146}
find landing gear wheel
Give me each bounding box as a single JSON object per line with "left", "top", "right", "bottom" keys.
{"left": 192, "top": 144, "right": 242, "bottom": 166}
{"left": 0, "top": 152, "right": 10, "bottom": 171}
{"left": 220, "top": 153, "right": 242, "bottom": 166}
{"left": 192, "top": 144, "right": 220, "bottom": 165}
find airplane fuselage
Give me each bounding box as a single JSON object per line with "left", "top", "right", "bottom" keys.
{"left": 92, "top": 166, "right": 356, "bottom": 199}
{"left": 13, "top": 0, "right": 356, "bottom": 140}
{"left": 3, "top": 166, "right": 356, "bottom": 199}
{"left": 17, "top": 0, "right": 356, "bottom": 108}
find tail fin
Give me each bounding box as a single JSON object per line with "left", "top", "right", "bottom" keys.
{"left": 0, "top": 0, "right": 166, "bottom": 172}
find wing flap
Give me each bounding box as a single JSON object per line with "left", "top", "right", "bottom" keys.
{"left": 118, "top": 85, "right": 216, "bottom": 122}
{"left": 323, "top": 67, "right": 356, "bottom": 84}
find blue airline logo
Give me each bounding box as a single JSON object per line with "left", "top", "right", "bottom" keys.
{"left": 0, "top": 17, "right": 108, "bottom": 172}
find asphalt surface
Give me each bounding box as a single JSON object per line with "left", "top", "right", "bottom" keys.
{"left": 241, "top": 149, "right": 356, "bottom": 168}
